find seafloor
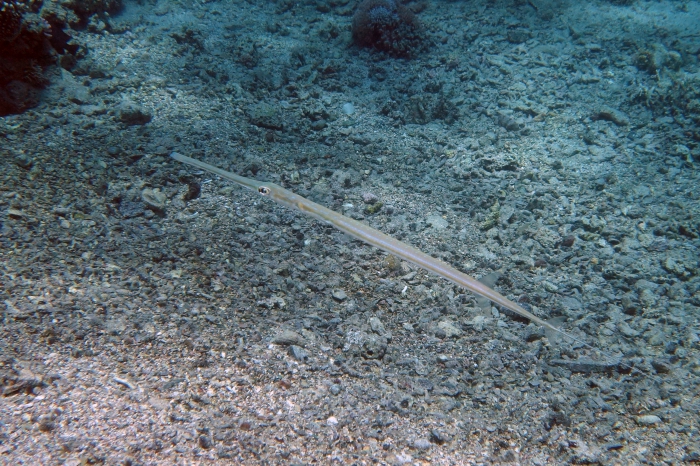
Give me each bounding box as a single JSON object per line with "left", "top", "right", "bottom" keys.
{"left": 1, "top": 0, "right": 700, "bottom": 464}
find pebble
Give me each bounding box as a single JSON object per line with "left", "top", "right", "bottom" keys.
{"left": 288, "top": 345, "right": 309, "bottom": 362}
{"left": 426, "top": 215, "right": 448, "bottom": 229}
{"left": 272, "top": 330, "right": 306, "bottom": 347}
{"left": 198, "top": 435, "right": 212, "bottom": 449}
{"left": 369, "top": 316, "right": 386, "bottom": 334}
{"left": 141, "top": 188, "right": 167, "bottom": 213}
{"left": 118, "top": 101, "right": 152, "bottom": 125}
{"left": 342, "top": 102, "right": 355, "bottom": 115}
{"left": 636, "top": 415, "right": 662, "bottom": 426}
{"left": 113, "top": 376, "right": 135, "bottom": 390}
{"left": 617, "top": 321, "right": 640, "bottom": 338}
{"left": 411, "top": 438, "right": 431, "bottom": 450}
{"left": 310, "top": 120, "right": 327, "bottom": 131}
{"left": 332, "top": 289, "right": 347, "bottom": 302}
{"left": 592, "top": 106, "right": 630, "bottom": 126}
{"left": 549, "top": 358, "right": 622, "bottom": 374}
{"left": 14, "top": 154, "right": 33, "bottom": 169}
{"left": 430, "top": 429, "right": 450, "bottom": 445}
{"left": 436, "top": 321, "right": 461, "bottom": 338}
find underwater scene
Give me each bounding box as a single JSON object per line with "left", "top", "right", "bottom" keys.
{"left": 1, "top": 0, "right": 699, "bottom": 463}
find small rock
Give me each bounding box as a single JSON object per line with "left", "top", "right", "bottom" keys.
{"left": 330, "top": 384, "right": 341, "bottom": 395}
{"left": 288, "top": 345, "right": 309, "bottom": 362}
{"left": 560, "top": 235, "right": 575, "bottom": 247}
{"left": 118, "top": 101, "right": 152, "bottom": 125}
{"left": 542, "top": 281, "right": 559, "bottom": 293}
{"left": 651, "top": 360, "right": 671, "bottom": 374}
{"left": 636, "top": 415, "right": 662, "bottom": 426}
{"left": 14, "top": 153, "right": 33, "bottom": 169}
{"left": 7, "top": 208, "right": 24, "bottom": 219}
{"left": 411, "top": 438, "right": 431, "bottom": 450}
{"left": 248, "top": 102, "right": 284, "bottom": 130}
{"left": 342, "top": 102, "right": 355, "bottom": 115}
{"left": 592, "top": 106, "right": 630, "bottom": 126}
{"left": 523, "top": 325, "right": 545, "bottom": 342}
{"left": 506, "top": 28, "right": 531, "bottom": 44}
{"left": 617, "top": 321, "right": 640, "bottom": 338}
{"left": 273, "top": 330, "right": 306, "bottom": 347}
{"left": 430, "top": 429, "right": 451, "bottom": 445}
{"left": 361, "top": 334, "right": 387, "bottom": 359}
{"left": 141, "top": 188, "right": 167, "bottom": 213}
{"left": 198, "top": 435, "right": 212, "bottom": 449}
{"left": 436, "top": 321, "right": 462, "bottom": 338}
{"left": 332, "top": 289, "right": 347, "bottom": 302}
{"left": 362, "top": 192, "right": 378, "bottom": 204}
{"left": 426, "top": 215, "right": 448, "bottom": 230}
{"left": 369, "top": 317, "right": 386, "bottom": 334}
{"left": 549, "top": 358, "right": 622, "bottom": 374}
{"left": 310, "top": 120, "right": 327, "bottom": 131}
{"left": 119, "top": 201, "right": 145, "bottom": 218}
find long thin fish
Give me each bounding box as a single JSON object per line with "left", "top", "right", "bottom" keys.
{"left": 170, "top": 152, "right": 653, "bottom": 378}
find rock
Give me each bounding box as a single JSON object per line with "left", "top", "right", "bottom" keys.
{"left": 361, "top": 334, "right": 387, "bottom": 359}
{"left": 7, "top": 208, "right": 25, "bottom": 219}
{"left": 198, "top": 435, "right": 212, "bottom": 449}
{"left": 288, "top": 345, "right": 309, "bottom": 362}
{"left": 50, "top": 69, "right": 91, "bottom": 105}
{"left": 369, "top": 317, "right": 386, "bottom": 335}
{"left": 342, "top": 102, "right": 355, "bottom": 115}
{"left": 411, "top": 438, "right": 431, "bottom": 450}
{"left": 617, "top": 321, "right": 640, "bottom": 337}
{"left": 118, "top": 101, "right": 152, "bottom": 125}
{"left": 426, "top": 215, "right": 448, "bottom": 229}
{"left": 119, "top": 201, "right": 145, "bottom": 218}
{"left": 310, "top": 120, "right": 326, "bottom": 131}
{"left": 549, "top": 358, "right": 622, "bottom": 374}
{"left": 14, "top": 153, "right": 33, "bottom": 169}
{"left": 436, "top": 320, "right": 461, "bottom": 338}
{"left": 636, "top": 415, "right": 662, "bottom": 426}
{"left": 331, "top": 169, "right": 361, "bottom": 188}
{"left": 430, "top": 429, "right": 451, "bottom": 445}
{"left": 272, "top": 330, "right": 306, "bottom": 347}
{"left": 248, "top": 102, "right": 285, "bottom": 130}
{"left": 141, "top": 188, "right": 166, "bottom": 213}
{"left": 332, "top": 289, "right": 347, "bottom": 302}
{"left": 523, "top": 325, "right": 545, "bottom": 342}
{"left": 362, "top": 192, "right": 378, "bottom": 205}
{"left": 507, "top": 28, "right": 531, "bottom": 44}
{"left": 592, "top": 107, "right": 630, "bottom": 126}
{"left": 394, "top": 452, "right": 413, "bottom": 464}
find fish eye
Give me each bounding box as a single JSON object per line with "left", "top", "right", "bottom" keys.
{"left": 258, "top": 186, "right": 271, "bottom": 195}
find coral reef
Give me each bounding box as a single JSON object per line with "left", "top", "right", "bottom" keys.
{"left": 0, "top": 0, "right": 120, "bottom": 116}
{"left": 352, "top": 0, "right": 424, "bottom": 57}
{"left": 62, "top": 0, "right": 122, "bottom": 18}
{"left": 0, "top": 0, "right": 54, "bottom": 115}
{"left": 0, "top": 0, "right": 26, "bottom": 42}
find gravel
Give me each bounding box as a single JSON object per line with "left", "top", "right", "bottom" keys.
{"left": 1, "top": 0, "right": 699, "bottom": 464}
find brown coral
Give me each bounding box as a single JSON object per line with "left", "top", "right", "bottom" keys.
{"left": 352, "top": 0, "right": 424, "bottom": 57}
{"left": 0, "top": 0, "right": 27, "bottom": 42}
